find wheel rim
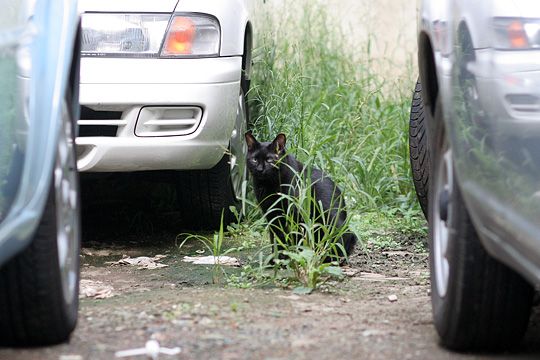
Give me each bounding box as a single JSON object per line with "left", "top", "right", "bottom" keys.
{"left": 433, "top": 137, "right": 453, "bottom": 298}
{"left": 55, "top": 102, "right": 79, "bottom": 305}
{"left": 229, "top": 89, "right": 247, "bottom": 200}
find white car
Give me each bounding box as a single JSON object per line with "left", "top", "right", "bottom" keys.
{"left": 77, "top": 0, "right": 253, "bottom": 229}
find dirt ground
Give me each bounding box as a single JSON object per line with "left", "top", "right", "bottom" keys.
{"left": 2, "top": 186, "right": 540, "bottom": 360}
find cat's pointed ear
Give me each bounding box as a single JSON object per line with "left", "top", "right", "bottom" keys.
{"left": 245, "top": 131, "right": 259, "bottom": 151}
{"left": 272, "top": 133, "right": 286, "bottom": 154}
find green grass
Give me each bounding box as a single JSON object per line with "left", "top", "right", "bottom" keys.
{"left": 248, "top": 2, "right": 425, "bottom": 229}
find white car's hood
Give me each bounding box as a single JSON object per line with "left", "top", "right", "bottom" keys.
{"left": 510, "top": 0, "right": 540, "bottom": 18}
{"left": 78, "top": 0, "right": 179, "bottom": 13}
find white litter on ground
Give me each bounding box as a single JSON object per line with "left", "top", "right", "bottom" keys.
{"left": 107, "top": 255, "right": 168, "bottom": 269}
{"left": 115, "top": 340, "right": 181, "bottom": 359}
{"left": 182, "top": 255, "right": 241, "bottom": 267}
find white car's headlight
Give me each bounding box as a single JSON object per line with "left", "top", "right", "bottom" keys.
{"left": 81, "top": 13, "right": 220, "bottom": 58}
{"left": 493, "top": 17, "right": 540, "bottom": 50}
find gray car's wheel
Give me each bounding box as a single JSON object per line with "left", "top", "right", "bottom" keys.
{"left": 429, "top": 101, "right": 533, "bottom": 351}
{"left": 177, "top": 89, "right": 248, "bottom": 230}
{"left": 409, "top": 79, "right": 429, "bottom": 218}
{"left": 0, "top": 100, "right": 81, "bottom": 346}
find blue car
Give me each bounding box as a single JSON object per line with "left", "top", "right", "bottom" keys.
{"left": 0, "top": 0, "right": 81, "bottom": 345}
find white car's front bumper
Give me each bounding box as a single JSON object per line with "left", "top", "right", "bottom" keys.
{"left": 77, "top": 56, "right": 242, "bottom": 172}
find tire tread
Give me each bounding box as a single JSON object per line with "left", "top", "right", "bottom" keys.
{"left": 409, "top": 79, "right": 429, "bottom": 217}
{"left": 177, "top": 155, "right": 238, "bottom": 230}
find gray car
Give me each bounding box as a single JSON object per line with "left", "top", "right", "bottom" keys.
{"left": 412, "top": 0, "right": 540, "bottom": 351}
{"left": 0, "top": 0, "right": 81, "bottom": 345}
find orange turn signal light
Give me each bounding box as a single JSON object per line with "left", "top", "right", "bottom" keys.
{"left": 164, "top": 17, "right": 196, "bottom": 55}
{"left": 508, "top": 21, "right": 528, "bottom": 48}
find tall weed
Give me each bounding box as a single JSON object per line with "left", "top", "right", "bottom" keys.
{"left": 249, "top": 2, "right": 419, "bottom": 217}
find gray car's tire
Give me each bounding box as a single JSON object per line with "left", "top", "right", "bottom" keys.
{"left": 0, "top": 101, "right": 81, "bottom": 346}
{"left": 429, "top": 101, "right": 533, "bottom": 351}
{"left": 409, "top": 79, "right": 429, "bottom": 218}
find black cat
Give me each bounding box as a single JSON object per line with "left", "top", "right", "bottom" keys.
{"left": 245, "top": 131, "right": 357, "bottom": 262}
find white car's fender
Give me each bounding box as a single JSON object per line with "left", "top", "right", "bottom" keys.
{"left": 175, "top": 0, "right": 251, "bottom": 57}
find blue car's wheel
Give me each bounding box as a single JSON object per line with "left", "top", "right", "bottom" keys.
{"left": 0, "top": 99, "right": 81, "bottom": 346}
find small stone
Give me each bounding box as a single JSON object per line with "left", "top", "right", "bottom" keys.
{"left": 291, "top": 338, "right": 317, "bottom": 348}
{"left": 198, "top": 317, "right": 213, "bottom": 326}
{"left": 388, "top": 294, "right": 398, "bottom": 302}
{"left": 361, "top": 329, "right": 383, "bottom": 337}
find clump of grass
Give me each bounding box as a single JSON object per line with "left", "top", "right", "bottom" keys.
{"left": 176, "top": 212, "right": 236, "bottom": 284}
{"left": 264, "top": 165, "right": 350, "bottom": 293}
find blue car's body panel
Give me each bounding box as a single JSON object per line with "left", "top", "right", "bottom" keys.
{"left": 0, "top": 0, "right": 79, "bottom": 266}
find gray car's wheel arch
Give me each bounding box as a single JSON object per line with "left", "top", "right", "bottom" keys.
{"left": 418, "top": 31, "right": 439, "bottom": 128}
{"left": 241, "top": 22, "right": 253, "bottom": 96}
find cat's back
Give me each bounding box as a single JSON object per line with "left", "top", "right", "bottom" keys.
{"left": 310, "top": 167, "right": 345, "bottom": 209}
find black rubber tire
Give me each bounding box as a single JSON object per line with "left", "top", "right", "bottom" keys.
{"left": 0, "top": 184, "right": 80, "bottom": 346}
{"left": 177, "top": 154, "right": 239, "bottom": 230}
{"left": 409, "top": 79, "right": 429, "bottom": 218}
{"left": 429, "top": 102, "right": 533, "bottom": 351}
{"left": 0, "top": 118, "right": 81, "bottom": 347}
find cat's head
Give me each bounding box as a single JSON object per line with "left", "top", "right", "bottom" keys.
{"left": 245, "top": 132, "right": 286, "bottom": 180}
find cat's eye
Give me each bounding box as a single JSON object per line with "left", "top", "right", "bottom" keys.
{"left": 266, "top": 158, "right": 274, "bottom": 163}
{"left": 251, "top": 158, "right": 258, "bottom": 164}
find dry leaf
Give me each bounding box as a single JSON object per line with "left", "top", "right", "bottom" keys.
{"left": 80, "top": 279, "right": 114, "bottom": 299}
